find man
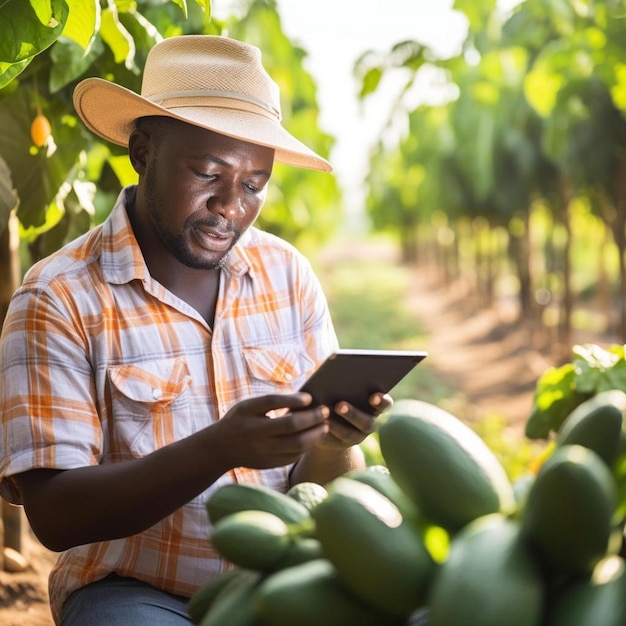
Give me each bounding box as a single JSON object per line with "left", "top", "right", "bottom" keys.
{"left": 0, "top": 36, "right": 389, "bottom": 625}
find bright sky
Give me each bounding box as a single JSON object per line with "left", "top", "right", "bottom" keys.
{"left": 274, "top": 0, "right": 468, "bottom": 214}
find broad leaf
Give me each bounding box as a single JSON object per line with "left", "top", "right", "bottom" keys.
{"left": 63, "top": 0, "right": 100, "bottom": 51}
{"left": 169, "top": 0, "right": 187, "bottom": 18}
{"left": 0, "top": 0, "right": 68, "bottom": 63}
{"left": 29, "top": 0, "right": 54, "bottom": 26}
{"left": 525, "top": 363, "right": 592, "bottom": 439}
{"left": 0, "top": 58, "right": 33, "bottom": 90}
{"left": 49, "top": 35, "right": 104, "bottom": 92}
{"left": 100, "top": 5, "right": 136, "bottom": 70}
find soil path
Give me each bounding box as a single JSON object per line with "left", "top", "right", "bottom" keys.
{"left": 405, "top": 265, "right": 554, "bottom": 433}
{"left": 0, "top": 249, "right": 610, "bottom": 625}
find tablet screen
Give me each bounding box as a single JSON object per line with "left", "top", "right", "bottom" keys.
{"left": 299, "top": 349, "right": 428, "bottom": 415}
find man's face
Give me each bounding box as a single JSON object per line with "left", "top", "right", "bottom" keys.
{"left": 140, "top": 120, "right": 274, "bottom": 270}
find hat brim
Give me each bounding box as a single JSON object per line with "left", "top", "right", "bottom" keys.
{"left": 73, "top": 78, "right": 332, "bottom": 173}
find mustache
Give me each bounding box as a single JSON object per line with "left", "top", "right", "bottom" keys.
{"left": 188, "top": 215, "right": 236, "bottom": 235}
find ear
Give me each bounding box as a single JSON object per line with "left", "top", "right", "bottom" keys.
{"left": 128, "top": 127, "right": 151, "bottom": 176}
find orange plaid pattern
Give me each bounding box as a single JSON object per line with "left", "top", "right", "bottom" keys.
{"left": 0, "top": 187, "right": 338, "bottom": 622}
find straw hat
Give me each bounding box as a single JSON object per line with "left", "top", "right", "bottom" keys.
{"left": 73, "top": 35, "right": 332, "bottom": 172}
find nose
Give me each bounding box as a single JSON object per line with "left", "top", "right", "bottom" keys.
{"left": 206, "top": 187, "right": 244, "bottom": 220}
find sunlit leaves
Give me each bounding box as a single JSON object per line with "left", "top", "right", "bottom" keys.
{"left": 611, "top": 64, "right": 626, "bottom": 109}
{"left": 524, "top": 62, "right": 565, "bottom": 117}
{"left": 193, "top": 0, "right": 210, "bottom": 13}
{"left": 100, "top": 3, "right": 136, "bottom": 70}
{"left": 0, "top": 0, "right": 67, "bottom": 61}
{"left": 354, "top": 41, "right": 427, "bottom": 102}
{"left": 29, "top": 0, "right": 57, "bottom": 26}
{"left": 358, "top": 66, "right": 383, "bottom": 100}
{"left": 453, "top": 0, "right": 497, "bottom": 37}
{"left": 63, "top": 0, "right": 100, "bottom": 51}
{"left": 526, "top": 344, "right": 626, "bottom": 439}
{"left": 0, "top": 58, "right": 32, "bottom": 90}
{"left": 0, "top": 0, "right": 68, "bottom": 85}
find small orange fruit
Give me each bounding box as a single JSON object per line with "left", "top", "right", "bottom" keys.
{"left": 31, "top": 113, "right": 52, "bottom": 148}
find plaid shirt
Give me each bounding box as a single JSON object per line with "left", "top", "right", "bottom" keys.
{"left": 0, "top": 186, "right": 338, "bottom": 622}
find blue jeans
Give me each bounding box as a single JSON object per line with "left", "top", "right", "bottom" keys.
{"left": 60, "top": 574, "right": 192, "bottom": 625}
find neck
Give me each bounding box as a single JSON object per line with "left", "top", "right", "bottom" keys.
{"left": 126, "top": 195, "right": 221, "bottom": 326}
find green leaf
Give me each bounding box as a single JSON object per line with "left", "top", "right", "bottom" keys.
{"left": 0, "top": 0, "right": 68, "bottom": 63}
{"left": 0, "top": 58, "right": 33, "bottom": 90}
{"left": 453, "top": 0, "right": 497, "bottom": 35}
{"left": 169, "top": 0, "right": 187, "bottom": 18}
{"left": 0, "top": 154, "right": 17, "bottom": 235}
{"left": 108, "top": 155, "right": 138, "bottom": 187}
{"left": 358, "top": 66, "right": 383, "bottom": 99}
{"left": 525, "top": 343, "right": 626, "bottom": 439}
{"left": 100, "top": 4, "right": 136, "bottom": 70}
{"left": 524, "top": 363, "right": 590, "bottom": 439}
{"left": 573, "top": 343, "right": 623, "bottom": 393}
{"left": 29, "top": 0, "right": 54, "bottom": 26}
{"left": 49, "top": 35, "right": 104, "bottom": 92}
{"left": 192, "top": 0, "right": 210, "bottom": 14}
{"left": 62, "top": 0, "right": 100, "bottom": 51}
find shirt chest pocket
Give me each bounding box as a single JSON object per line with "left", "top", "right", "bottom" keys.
{"left": 107, "top": 358, "right": 192, "bottom": 457}
{"left": 242, "top": 345, "right": 314, "bottom": 397}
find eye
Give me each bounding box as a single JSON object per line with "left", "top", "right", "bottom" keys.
{"left": 192, "top": 169, "right": 217, "bottom": 181}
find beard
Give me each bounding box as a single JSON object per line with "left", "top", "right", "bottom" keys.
{"left": 144, "top": 160, "right": 241, "bottom": 271}
{"left": 153, "top": 212, "right": 241, "bottom": 271}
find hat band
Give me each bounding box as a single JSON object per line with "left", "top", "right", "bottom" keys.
{"left": 145, "top": 89, "right": 281, "bottom": 121}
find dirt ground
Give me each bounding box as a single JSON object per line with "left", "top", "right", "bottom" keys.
{"left": 0, "top": 256, "right": 616, "bottom": 625}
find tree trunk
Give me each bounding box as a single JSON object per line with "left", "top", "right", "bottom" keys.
{"left": 509, "top": 209, "right": 533, "bottom": 324}
{"left": 0, "top": 211, "right": 23, "bottom": 560}
{"left": 597, "top": 213, "right": 613, "bottom": 335}
{"left": 557, "top": 178, "right": 574, "bottom": 350}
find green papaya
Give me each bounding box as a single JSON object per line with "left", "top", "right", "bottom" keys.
{"left": 206, "top": 483, "right": 310, "bottom": 526}
{"left": 544, "top": 555, "right": 626, "bottom": 626}
{"left": 379, "top": 399, "right": 515, "bottom": 533}
{"left": 521, "top": 444, "right": 618, "bottom": 576}
{"left": 188, "top": 568, "right": 247, "bottom": 624}
{"left": 255, "top": 559, "right": 400, "bottom": 626}
{"left": 210, "top": 510, "right": 292, "bottom": 572}
{"left": 557, "top": 389, "right": 626, "bottom": 467}
{"left": 428, "top": 514, "right": 544, "bottom": 626}
{"left": 311, "top": 477, "right": 435, "bottom": 618}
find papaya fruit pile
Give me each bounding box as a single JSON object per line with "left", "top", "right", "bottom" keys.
{"left": 190, "top": 390, "right": 626, "bottom": 626}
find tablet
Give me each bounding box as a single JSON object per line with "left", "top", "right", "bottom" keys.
{"left": 299, "top": 349, "right": 428, "bottom": 416}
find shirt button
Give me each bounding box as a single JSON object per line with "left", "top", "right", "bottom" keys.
{"left": 285, "top": 373, "right": 293, "bottom": 381}
{"left": 152, "top": 388, "right": 163, "bottom": 400}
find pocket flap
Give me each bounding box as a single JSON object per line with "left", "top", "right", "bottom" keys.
{"left": 108, "top": 358, "right": 191, "bottom": 404}
{"left": 243, "top": 346, "right": 311, "bottom": 385}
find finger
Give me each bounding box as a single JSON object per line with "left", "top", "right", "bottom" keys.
{"left": 238, "top": 392, "right": 314, "bottom": 416}
{"left": 326, "top": 413, "right": 370, "bottom": 445}
{"left": 333, "top": 402, "right": 377, "bottom": 435}
{"left": 269, "top": 405, "right": 330, "bottom": 436}
{"left": 368, "top": 392, "right": 393, "bottom": 413}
